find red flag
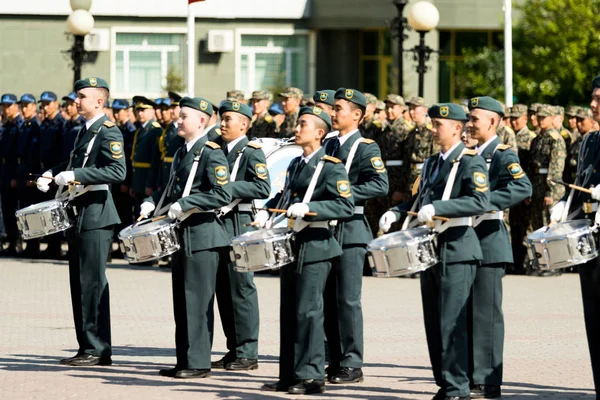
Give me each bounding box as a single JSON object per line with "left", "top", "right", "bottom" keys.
{"left": 188, "top": 0, "right": 205, "bottom": 4}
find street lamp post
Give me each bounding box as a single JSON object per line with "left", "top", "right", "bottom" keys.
{"left": 391, "top": 0, "right": 409, "bottom": 96}
{"left": 66, "top": 0, "right": 94, "bottom": 85}
{"left": 406, "top": 1, "right": 440, "bottom": 97}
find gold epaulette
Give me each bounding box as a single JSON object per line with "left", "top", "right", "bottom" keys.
{"left": 265, "top": 115, "right": 273, "bottom": 123}
{"left": 373, "top": 120, "right": 382, "bottom": 128}
{"left": 497, "top": 144, "right": 511, "bottom": 151}
{"left": 361, "top": 138, "right": 375, "bottom": 144}
{"left": 463, "top": 149, "right": 478, "bottom": 156}
{"left": 103, "top": 120, "right": 115, "bottom": 128}
{"left": 247, "top": 142, "right": 261, "bottom": 149}
{"left": 152, "top": 121, "right": 162, "bottom": 128}
{"left": 215, "top": 128, "right": 222, "bottom": 136}
{"left": 549, "top": 130, "right": 561, "bottom": 141}
{"left": 206, "top": 141, "right": 220, "bottom": 149}
{"left": 323, "top": 155, "right": 341, "bottom": 163}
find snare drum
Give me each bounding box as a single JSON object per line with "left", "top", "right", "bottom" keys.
{"left": 367, "top": 228, "right": 438, "bottom": 277}
{"left": 230, "top": 227, "right": 295, "bottom": 272}
{"left": 15, "top": 199, "right": 73, "bottom": 239}
{"left": 526, "top": 219, "right": 598, "bottom": 270}
{"left": 118, "top": 218, "right": 180, "bottom": 263}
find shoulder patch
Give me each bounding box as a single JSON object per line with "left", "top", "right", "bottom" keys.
{"left": 497, "top": 144, "right": 511, "bottom": 151}
{"left": 265, "top": 114, "right": 273, "bottom": 123}
{"left": 109, "top": 141, "right": 123, "bottom": 156}
{"left": 473, "top": 171, "right": 488, "bottom": 192}
{"left": 370, "top": 156, "right": 386, "bottom": 172}
{"left": 337, "top": 180, "right": 352, "bottom": 198}
{"left": 549, "top": 130, "right": 561, "bottom": 141}
{"left": 323, "top": 155, "right": 342, "bottom": 164}
{"left": 247, "top": 142, "right": 261, "bottom": 149}
{"left": 152, "top": 121, "right": 162, "bottom": 128}
{"left": 103, "top": 120, "right": 115, "bottom": 128}
{"left": 214, "top": 165, "right": 229, "bottom": 184}
{"left": 463, "top": 149, "right": 478, "bottom": 156}
{"left": 361, "top": 138, "right": 375, "bottom": 144}
{"left": 255, "top": 163, "right": 268, "bottom": 179}
{"left": 507, "top": 162, "right": 525, "bottom": 179}
{"left": 205, "top": 141, "right": 220, "bottom": 150}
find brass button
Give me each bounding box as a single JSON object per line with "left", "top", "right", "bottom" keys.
{"left": 293, "top": 193, "right": 297, "bottom": 197}
{"left": 594, "top": 169, "right": 597, "bottom": 173}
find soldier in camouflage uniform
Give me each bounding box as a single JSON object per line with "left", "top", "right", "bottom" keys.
{"left": 497, "top": 104, "right": 518, "bottom": 152}
{"left": 564, "top": 107, "right": 594, "bottom": 184}
{"left": 248, "top": 90, "right": 276, "bottom": 139}
{"left": 277, "top": 87, "right": 303, "bottom": 139}
{"left": 227, "top": 90, "right": 246, "bottom": 104}
{"left": 381, "top": 94, "right": 410, "bottom": 207}
{"left": 375, "top": 100, "right": 388, "bottom": 129}
{"left": 529, "top": 103, "right": 541, "bottom": 134}
{"left": 528, "top": 105, "right": 567, "bottom": 276}
{"left": 566, "top": 105, "right": 582, "bottom": 143}
{"left": 554, "top": 106, "right": 573, "bottom": 147}
{"left": 508, "top": 104, "right": 537, "bottom": 273}
{"left": 360, "top": 92, "right": 382, "bottom": 140}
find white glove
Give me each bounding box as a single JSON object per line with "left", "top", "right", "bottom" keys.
{"left": 254, "top": 210, "right": 270, "bottom": 228}
{"left": 139, "top": 202, "right": 156, "bottom": 218}
{"left": 592, "top": 186, "right": 600, "bottom": 201}
{"left": 54, "top": 171, "right": 76, "bottom": 186}
{"left": 168, "top": 202, "right": 185, "bottom": 220}
{"left": 418, "top": 204, "right": 436, "bottom": 223}
{"left": 36, "top": 171, "right": 53, "bottom": 192}
{"left": 378, "top": 211, "right": 398, "bottom": 233}
{"left": 287, "top": 203, "right": 310, "bottom": 218}
{"left": 550, "top": 200, "right": 566, "bottom": 223}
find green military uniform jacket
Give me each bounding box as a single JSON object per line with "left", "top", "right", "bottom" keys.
{"left": 147, "top": 136, "right": 232, "bottom": 253}
{"left": 157, "top": 122, "right": 184, "bottom": 189}
{"left": 265, "top": 147, "right": 355, "bottom": 264}
{"left": 215, "top": 136, "right": 271, "bottom": 237}
{"left": 248, "top": 113, "right": 277, "bottom": 139}
{"left": 475, "top": 137, "right": 532, "bottom": 264}
{"left": 131, "top": 119, "right": 162, "bottom": 194}
{"left": 392, "top": 142, "right": 490, "bottom": 264}
{"left": 206, "top": 124, "right": 221, "bottom": 142}
{"left": 323, "top": 132, "right": 389, "bottom": 245}
{"left": 51, "top": 115, "right": 126, "bottom": 231}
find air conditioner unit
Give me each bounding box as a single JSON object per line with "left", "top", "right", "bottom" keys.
{"left": 207, "top": 30, "right": 234, "bottom": 53}
{"left": 84, "top": 29, "right": 110, "bottom": 52}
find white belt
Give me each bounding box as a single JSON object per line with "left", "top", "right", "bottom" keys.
{"left": 237, "top": 203, "right": 253, "bottom": 212}
{"left": 473, "top": 211, "right": 504, "bottom": 227}
{"left": 386, "top": 160, "right": 403, "bottom": 167}
{"left": 71, "top": 184, "right": 109, "bottom": 193}
{"left": 593, "top": 203, "right": 598, "bottom": 212}
{"left": 412, "top": 163, "right": 424, "bottom": 170}
{"left": 538, "top": 168, "right": 549, "bottom": 174}
{"left": 308, "top": 221, "right": 329, "bottom": 229}
{"left": 434, "top": 216, "right": 473, "bottom": 233}
{"left": 355, "top": 206, "right": 364, "bottom": 214}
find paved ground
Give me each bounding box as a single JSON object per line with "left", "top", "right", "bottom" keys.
{"left": 0, "top": 258, "right": 596, "bottom": 399}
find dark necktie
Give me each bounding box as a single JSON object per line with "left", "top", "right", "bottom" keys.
{"left": 431, "top": 156, "right": 444, "bottom": 181}
{"left": 179, "top": 145, "right": 188, "bottom": 163}
{"left": 292, "top": 159, "right": 306, "bottom": 182}
{"left": 327, "top": 138, "right": 340, "bottom": 156}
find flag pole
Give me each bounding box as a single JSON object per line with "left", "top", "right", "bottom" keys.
{"left": 504, "top": 0, "right": 513, "bottom": 106}
{"left": 187, "top": 3, "right": 196, "bottom": 97}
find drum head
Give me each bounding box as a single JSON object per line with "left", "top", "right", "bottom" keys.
{"left": 369, "top": 227, "right": 432, "bottom": 249}
{"left": 232, "top": 227, "right": 291, "bottom": 244}
{"left": 119, "top": 217, "right": 176, "bottom": 237}
{"left": 528, "top": 219, "right": 592, "bottom": 241}
{"left": 16, "top": 199, "right": 63, "bottom": 214}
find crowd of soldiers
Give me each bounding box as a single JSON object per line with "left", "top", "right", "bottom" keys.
{"left": 0, "top": 87, "right": 596, "bottom": 276}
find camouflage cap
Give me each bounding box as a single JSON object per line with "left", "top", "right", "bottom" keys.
{"left": 565, "top": 105, "right": 580, "bottom": 117}
{"left": 385, "top": 94, "right": 405, "bottom": 106}
{"left": 529, "top": 103, "right": 541, "bottom": 113}
{"left": 226, "top": 90, "right": 245, "bottom": 102}
{"left": 279, "top": 87, "right": 304, "bottom": 99}
{"left": 376, "top": 100, "right": 386, "bottom": 111}
{"left": 536, "top": 104, "right": 556, "bottom": 118}
{"left": 407, "top": 96, "right": 427, "bottom": 107}
{"left": 576, "top": 107, "right": 593, "bottom": 119}
{"left": 428, "top": 103, "right": 469, "bottom": 121}
{"left": 555, "top": 105, "right": 565, "bottom": 116}
{"left": 363, "top": 92, "right": 378, "bottom": 105}
{"left": 250, "top": 90, "right": 273, "bottom": 102}
{"left": 509, "top": 104, "right": 528, "bottom": 117}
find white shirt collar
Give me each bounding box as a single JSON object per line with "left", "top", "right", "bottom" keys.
{"left": 300, "top": 147, "right": 322, "bottom": 164}
{"left": 142, "top": 120, "right": 149, "bottom": 128}
{"left": 337, "top": 129, "right": 359, "bottom": 146}
{"left": 227, "top": 135, "right": 246, "bottom": 153}
{"left": 85, "top": 113, "right": 105, "bottom": 130}
{"left": 186, "top": 132, "right": 206, "bottom": 152}
{"left": 476, "top": 135, "right": 498, "bottom": 155}
{"left": 205, "top": 123, "right": 216, "bottom": 132}
{"left": 440, "top": 141, "right": 462, "bottom": 161}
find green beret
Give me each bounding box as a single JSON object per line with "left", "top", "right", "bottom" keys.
{"left": 592, "top": 75, "right": 600, "bottom": 89}
{"left": 74, "top": 77, "right": 109, "bottom": 92}
{"left": 468, "top": 96, "right": 504, "bottom": 117}
{"left": 313, "top": 90, "right": 335, "bottom": 106}
{"left": 299, "top": 106, "right": 332, "bottom": 129}
{"left": 334, "top": 88, "right": 367, "bottom": 108}
{"left": 218, "top": 100, "right": 252, "bottom": 120}
{"left": 180, "top": 96, "right": 214, "bottom": 117}
{"left": 428, "top": 103, "right": 468, "bottom": 121}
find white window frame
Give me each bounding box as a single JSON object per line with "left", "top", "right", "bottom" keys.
{"left": 235, "top": 28, "right": 316, "bottom": 97}
{"left": 110, "top": 26, "right": 188, "bottom": 99}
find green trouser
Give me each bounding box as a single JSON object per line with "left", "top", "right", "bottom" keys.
{"left": 67, "top": 227, "right": 113, "bottom": 357}
{"left": 579, "top": 257, "right": 600, "bottom": 397}
{"left": 214, "top": 253, "right": 259, "bottom": 360}
{"left": 421, "top": 261, "right": 476, "bottom": 398}
{"left": 469, "top": 263, "right": 505, "bottom": 386}
{"left": 279, "top": 259, "right": 332, "bottom": 382}
{"left": 324, "top": 245, "right": 365, "bottom": 369}
{"left": 171, "top": 248, "right": 221, "bottom": 369}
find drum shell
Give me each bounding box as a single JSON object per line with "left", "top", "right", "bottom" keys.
{"left": 230, "top": 228, "right": 295, "bottom": 272}
{"left": 526, "top": 221, "right": 598, "bottom": 270}
{"left": 15, "top": 199, "right": 73, "bottom": 239}
{"left": 367, "top": 229, "right": 438, "bottom": 277}
{"left": 118, "top": 219, "right": 180, "bottom": 263}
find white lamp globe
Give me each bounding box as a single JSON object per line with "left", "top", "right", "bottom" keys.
{"left": 70, "top": 0, "right": 93, "bottom": 11}
{"left": 408, "top": 1, "right": 440, "bottom": 32}
{"left": 66, "top": 10, "right": 95, "bottom": 36}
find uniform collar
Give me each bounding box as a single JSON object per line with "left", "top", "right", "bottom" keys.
{"left": 186, "top": 132, "right": 206, "bottom": 152}
{"left": 440, "top": 140, "right": 462, "bottom": 161}
{"left": 337, "top": 129, "right": 359, "bottom": 146}
{"left": 85, "top": 113, "right": 105, "bottom": 130}
{"left": 476, "top": 135, "right": 499, "bottom": 155}
{"left": 300, "top": 147, "right": 322, "bottom": 164}
{"left": 227, "top": 135, "right": 246, "bottom": 153}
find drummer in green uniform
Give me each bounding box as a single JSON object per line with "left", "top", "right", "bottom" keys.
{"left": 210, "top": 100, "right": 271, "bottom": 371}
{"left": 256, "top": 106, "right": 355, "bottom": 395}
{"left": 379, "top": 103, "right": 490, "bottom": 400}
{"left": 466, "top": 97, "right": 532, "bottom": 399}
{"left": 36, "top": 77, "right": 126, "bottom": 366}
{"left": 140, "top": 97, "right": 232, "bottom": 379}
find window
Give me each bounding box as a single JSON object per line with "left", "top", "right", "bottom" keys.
{"left": 359, "top": 29, "right": 393, "bottom": 99}
{"left": 112, "top": 30, "right": 187, "bottom": 97}
{"left": 438, "top": 30, "right": 502, "bottom": 102}
{"left": 237, "top": 33, "right": 310, "bottom": 94}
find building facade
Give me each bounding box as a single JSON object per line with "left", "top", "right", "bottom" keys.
{"left": 0, "top": 0, "right": 505, "bottom": 103}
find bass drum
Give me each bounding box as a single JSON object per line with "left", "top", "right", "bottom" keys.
{"left": 250, "top": 138, "right": 303, "bottom": 228}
